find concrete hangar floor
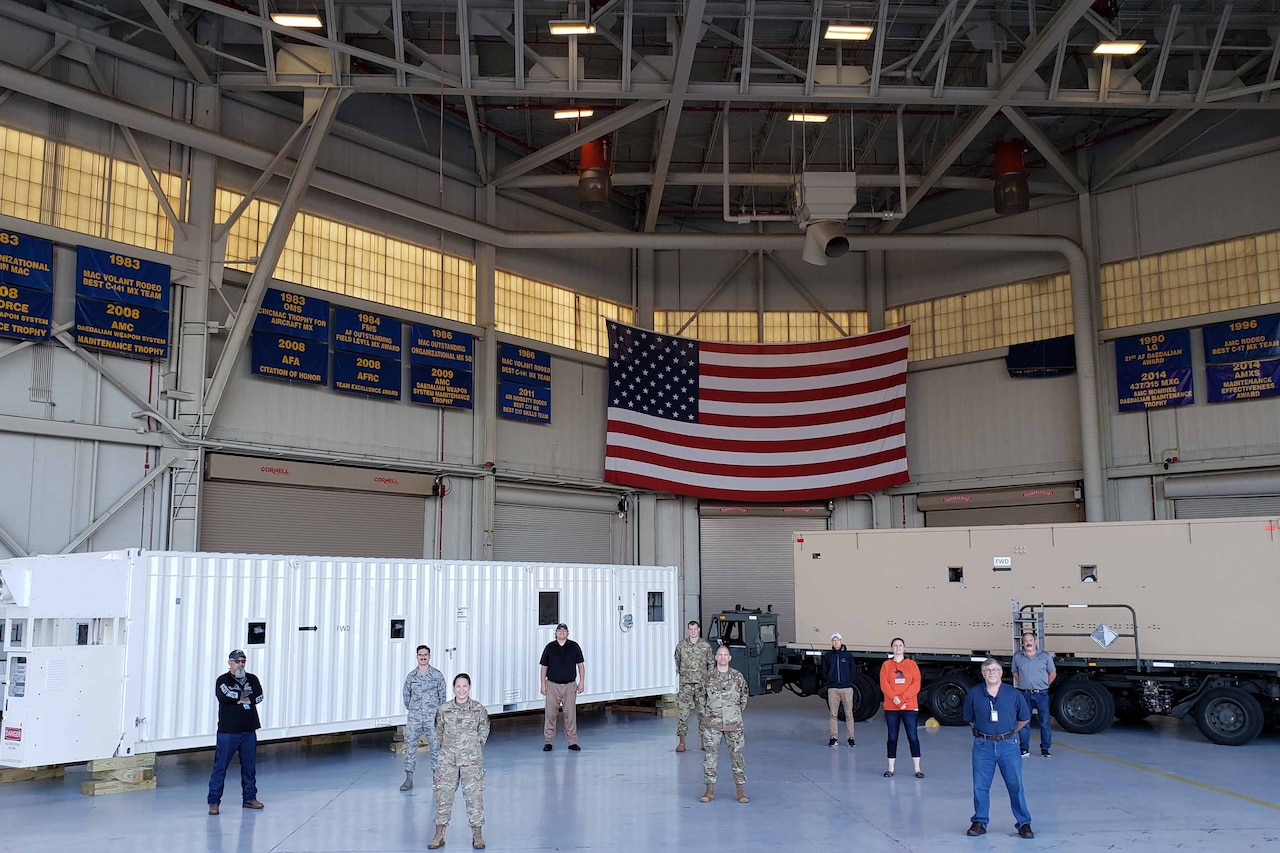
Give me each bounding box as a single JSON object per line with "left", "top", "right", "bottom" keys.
{"left": 5, "top": 692, "right": 1278, "bottom": 852}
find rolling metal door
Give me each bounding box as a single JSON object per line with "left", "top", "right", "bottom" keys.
{"left": 925, "top": 501, "right": 1084, "bottom": 527}
{"left": 491, "top": 504, "right": 613, "bottom": 563}
{"left": 1173, "top": 496, "right": 1280, "bottom": 519}
{"left": 699, "top": 510, "right": 829, "bottom": 645}
{"left": 199, "top": 481, "right": 426, "bottom": 558}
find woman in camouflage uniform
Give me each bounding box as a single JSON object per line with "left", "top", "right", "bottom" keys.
{"left": 428, "top": 673, "right": 491, "bottom": 850}
{"left": 700, "top": 643, "right": 750, "bottom": 804}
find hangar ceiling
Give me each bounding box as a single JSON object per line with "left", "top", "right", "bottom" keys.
{"left": 3, "top": 1, "right": 1280, "bottom": 234}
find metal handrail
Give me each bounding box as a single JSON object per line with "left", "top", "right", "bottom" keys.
{"left": 1015, "top": 602, "right": 1143, "bottom": 674}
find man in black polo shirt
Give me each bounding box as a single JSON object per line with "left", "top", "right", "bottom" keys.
{"left": 207, "top": 650, "right": 265, "bottom": 815}
{"left": 539, "top": 623, "right": 585, "bottom": 751}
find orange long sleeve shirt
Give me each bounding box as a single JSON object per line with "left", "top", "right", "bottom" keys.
{"left": 879, "top": 657, "right": 922, "bottom": 711}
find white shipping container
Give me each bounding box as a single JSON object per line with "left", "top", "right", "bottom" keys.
{"left": 0, "top": 551, "right": 680, "bottom": 768}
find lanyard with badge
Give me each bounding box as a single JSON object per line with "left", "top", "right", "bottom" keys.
{"left": 988, "top": 694, "right": 999, "bottom": 723}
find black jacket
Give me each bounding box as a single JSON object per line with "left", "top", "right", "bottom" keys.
{"left": 215, "top": 671, "right": 264, "bottom": 734}
{"left": 822, "top": 646, "right": 856, "bottom": 689}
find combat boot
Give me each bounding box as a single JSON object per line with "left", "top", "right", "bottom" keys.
{"left": 676, "top": 734, "right": 686, "bottom": 753}
{"left": 427, "top": 825, "right": 447, "bottom": 848}
{"left": 471, "top": 826, "right": 486, "bottom": 849}
{"left": 699, "top": 784, "right": 714, "bottom": 803}
{"left": 399, "top": 771, "right": 413, "bottom": 791}
{"left": 735, "top": 782, "right": 749, "bottom": 803}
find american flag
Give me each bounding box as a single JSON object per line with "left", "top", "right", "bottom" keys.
{"left": 605, "top": 321, "right": 911, "bottom": 502}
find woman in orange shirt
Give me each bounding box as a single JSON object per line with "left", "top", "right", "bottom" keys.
{"left": 879, "top": 637, "right": 923, "bottom": 778}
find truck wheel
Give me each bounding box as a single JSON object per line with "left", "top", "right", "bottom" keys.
{"left": 925, "top": 673, "right": 974, "bottom": 726}
{"left": 851, "top": 672, "right": 882, "bottom": 722}
{"left": 1195, "top": 687, "right": 1264, "bottom": 746}
{"left": 1051, "top": 679, "right": 1115, "bottom": 734}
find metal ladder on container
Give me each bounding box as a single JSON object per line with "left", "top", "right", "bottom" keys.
{"left": 1011, "top": 599, "right": 1144, "bottom": 672}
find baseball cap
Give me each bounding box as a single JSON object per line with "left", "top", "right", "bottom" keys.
{"left": 830, "top": 632, "right": 842, "bottom": 640}
{"left": 228, "top": 649, "right": 247, "bottom": 661}
{"left": 556, "top": 623, "right": 568, "bottom": 630}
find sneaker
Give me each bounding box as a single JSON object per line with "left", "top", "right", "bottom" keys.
{"left": 828, "top": 737, "right": 838, "bottom": 747}
{"left": 847, "top": 737, "right": 856, "bottom": 747}
{"left": 1041, "top": 749, "right": 1051, "bottom": 758}
{"left": 1020, "top": 749, "right": 1030, "bottom": 758}
{"left": 1018, "top": 823, "right": 1035, "bottom": 839}
{"left": 966, "top": 822, "right": 986, "bottom": 836}
{"left": 542, "top": 743, "right": 553, "bottom": 752}
{"left": 568, "top": 744, "right": 581, "bottom": 751}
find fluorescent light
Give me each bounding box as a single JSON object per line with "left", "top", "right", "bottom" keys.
{"left": 549, "top": 20, "right": 596, "bottom": 36}
{"left": 554, "top": 109, "right": 595, "bottom": 120}
{"left": 1093, "top": 40, "right": 1145, "bottom": 55}
{"left": 787, "top": 113, "right": 829, "bottom": 123}
{"left": 271, "top": 13, "right": 324, "bottom": 29}
{"left": 825, "top": 23, "right": 874, "bottom": 41}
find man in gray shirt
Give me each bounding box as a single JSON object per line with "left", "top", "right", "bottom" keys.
{"left": 1012, "top": 632, "right": 1057, "bottom": 758}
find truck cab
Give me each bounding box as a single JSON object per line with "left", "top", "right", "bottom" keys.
{"left": 706, "top": 609, "right": 784, "bottom": 696}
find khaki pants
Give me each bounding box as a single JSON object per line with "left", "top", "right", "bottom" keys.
{"left": 544, "top": 681, "right": 578, "bottom": 745}
{"left": 828, "top": 687, "right": 854, "bottom": 737}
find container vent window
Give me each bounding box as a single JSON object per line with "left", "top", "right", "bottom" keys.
{"left": 247, "top": 621, "right": 267, "bottom": 646}
{"left": 1081, "top": 565, "right": 1098, "bottom": 583}
{"left": 390, "top": 619, "right": 406, "bottom": 640}
{"left": 538, "top": 591, "right": 560, "bottom": 626}
{"left": 647, "top": 591, "right": 664, "bottom": 623}
{"left": 76, "top": 623, "right": 89, "bottom": 645}
{"left": 948, "top": 566, "right": 964, "bottom": 583}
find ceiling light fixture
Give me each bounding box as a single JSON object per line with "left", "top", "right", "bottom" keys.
{"left": 270, "top": 13, "right": 324, "bottom": 29}
{"left": 549, "top": 20, "right": 596, "bottom": 36}
{"left": 787, "top": 113, "right": 830, "bottom": 123}
{"left": 824, "top": 23, "right": 874, "bottom": 41}
{"left": 1093, "top": 40, "right": 1145, "bottom": 55}
{"left": 554, "top": 109, "right": 595, "bottom": 120}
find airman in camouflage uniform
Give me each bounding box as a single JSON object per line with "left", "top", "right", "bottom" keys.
{"left": 401, "top": 645, "right": 447, "bottom": 790}
{"left": 674, "top": 620, "right": 714, "bottom": 752}
{"left": 700, "top": 644, "right": 750, "bottom": 804}
{"left": 429, "top": 673, "right": 491, "bottom": 850}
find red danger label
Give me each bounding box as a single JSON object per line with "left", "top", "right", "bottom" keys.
{"left": 3, "top": 727, "right": 20, "bottom": 742}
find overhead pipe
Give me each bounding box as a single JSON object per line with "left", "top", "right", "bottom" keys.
{"left": 0, "top": 60, "right": 1105, "bottom": 520}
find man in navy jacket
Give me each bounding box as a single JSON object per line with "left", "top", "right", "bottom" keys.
{"left": 822, "top": 633, "right": 857, "bottom": 747}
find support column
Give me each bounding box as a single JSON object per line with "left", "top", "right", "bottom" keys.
{"left": 636, "top": 248, "right": 656, "bottom": 329}
{"left": 865, "top": 249, "right": 886, "bottom": 331}
{"left": 1077, "top": 143, "right": 1111, "bottom": 521}
{"left": 472, "top": 159, "right": 498, "bottom": 560}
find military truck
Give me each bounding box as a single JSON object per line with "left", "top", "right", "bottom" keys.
{"left": 715, "top": 518, "right": 1280, "bottom": 746}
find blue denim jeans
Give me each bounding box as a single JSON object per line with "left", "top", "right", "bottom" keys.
{"left": 1018, "top": 690, "right": 1052, "bottom": 752}
{"left": 884, "top": 710, "right": 921, "bottom": 759}
{"left": 970, "top": 736, "right": 1031, "bottom": 828}
{"left": 208, "top": 731, "right": 258, "bottom": 805}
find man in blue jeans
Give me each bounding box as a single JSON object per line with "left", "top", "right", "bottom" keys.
{"left": 962, "top": 658, "right": 1033, "bottom": 839}
{"left": 1012, "top": 631, "right": 1057, "bottom": 757}
{"left": 207, "top": 649, "right": 265, "bottom": 815}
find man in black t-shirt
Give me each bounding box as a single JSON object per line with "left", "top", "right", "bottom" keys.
{"left": 207, "top": 650, "right": 265, "bottom": 815}
{"left": 539, "top": 623, "right": 585, "bottom": 751}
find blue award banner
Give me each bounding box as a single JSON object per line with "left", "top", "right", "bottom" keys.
{"left": 75, "top": 298, "right": 169, "bottom": 359}
{"left": 1115, "top": 329, "right": 1194, "bottom": 411}
{"left": 410, "top": 362, "right": 473, "bottom": 409}
{"left": 255, "top": 288, "right": 329, "bottom": 341}
{"left": 251, "top": 334, "right": 328, "bottom": 385}
{"left": 0, "top": 284, "right": 52, "bottom": 342}
{"left": 333, "top": 306, "right": 402, "bottom": 357}
{"left": 499, "top": 379, "right": 551, "bottom": 423}
{"left": 410, "top": 323, "right": 474, "bottom": 369}
{"left": 0, "top": 229, "right": 54, "bottom": 291}
{"left": 77, "top": 245, "right": 170, "bottom": 311}
{"left": 1202, "top": 315, "right": 1280, "bottom": 363}
{"left": 333, "top": 349, "right": 401, "bottom": 399}
{"left": 499, "top": 343, "right": 552, "bottom": 387}
{"left": 1206, "top": 359, "right": 1280, "bottom": 402}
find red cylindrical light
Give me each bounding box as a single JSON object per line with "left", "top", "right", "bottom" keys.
{"left": 992, "top": 139, "right": 1029, "bottom": 215}
{"left": 578, "top": 137, "right": 612, "bottom": 210}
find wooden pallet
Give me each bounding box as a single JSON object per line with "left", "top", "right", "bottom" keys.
{"left": 81, "top": 754, "right": 157, "bottom": 796}
{"left": 300, "top": 733, "right": 352, "bottom": 748}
